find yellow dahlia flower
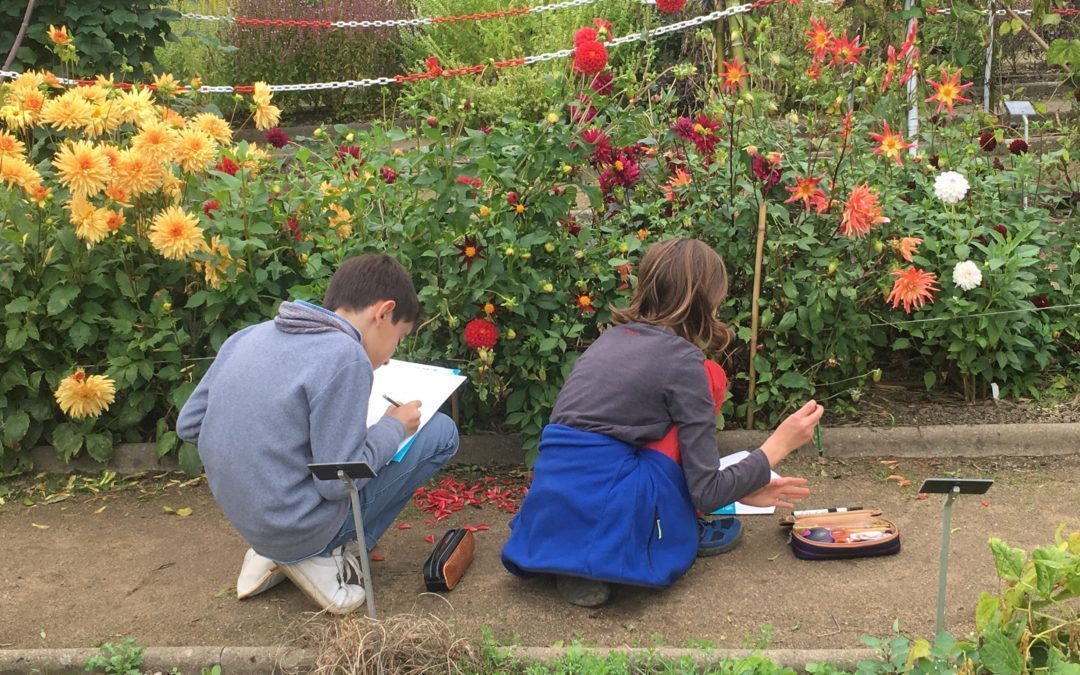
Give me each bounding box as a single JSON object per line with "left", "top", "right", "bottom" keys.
{"left": 252, "top": 81, "right": 272, "bottom": 107}
{"left": 52, "top": 140, "right": 111, "bottom": 198}
{"left": 253, "top": 103, "right": 281, "bottom": 131}
{"left": 0, "top": 154, "right": 42, "bottom": 193}
{"left": 0, "top": 130, "right": 26, "bottom": 159}
{"left": 116, "top": 86, "right": 156, "bottom": 124}
{"left": 113, "top": 149, "right": 164, "bottom": 196}
{"left": 55, "top": 369, "right": 116, "bottom": 419}
{"left": 191, "top": 112, "right": 232, "bottom": 145}
{"left": 67, "top": 195, "right": 112, "bottom": 244}
{"left": 200, "top": 236, "right": 244, "bottom": 289}
{"left": 131, "top": 120, "right": 177, "bottom": 164}
{"left": 148, "top": 206, "right": 204, "bottom": 259}
{"left": 173, "top": 128, "right": 217, "bottom": 173}
{"left": 40, "top": 91, "right": 95, "bottom": 132}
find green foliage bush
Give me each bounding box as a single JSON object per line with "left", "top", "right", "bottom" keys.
{"left": 0, "top": 0, "right": 178, "bottom": 77}
{"left": 400, "top": 0, "right": 642, "bottom": 125}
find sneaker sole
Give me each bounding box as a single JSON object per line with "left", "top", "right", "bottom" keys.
{"left": 697, "top": 524, "right": 744, "bottom": 557}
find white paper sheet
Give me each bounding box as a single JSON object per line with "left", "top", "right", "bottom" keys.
{"left": 710, "top": 450, "right": 781, "bottom": 515}
{"left": 366, "top": 359, "right": 466, "bottom": 462}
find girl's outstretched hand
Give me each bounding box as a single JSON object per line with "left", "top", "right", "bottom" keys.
{"left": 761, "top": 400, "right": 825, "bottom": 467}
{"left": 739, "top": 476, "right": 811, "bottom": 509}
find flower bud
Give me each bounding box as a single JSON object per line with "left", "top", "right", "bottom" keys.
{"left": 827, "top": 260, "right": 839, "bottom": 276}
{"left": 544, "top": 242, "right": 556, "bottom": 253}
{"left": 618, "top": 242, "right": 629, "bottom": 253}
{"left": 426, "top": 116, "right": 438, "bottom": 127}
{"left": 394, "top": 148, "right": 404, "bottom": 157}
{"left": 345, "top": 133, "right": 355, "bottom": 142}
{"left": 574, "top": 250, "right": 586, "bottom": 260}
{"left": 479, "top": 205, "right": 490, "bottom": 217}
{"left": 447, "top": 314, "right": 459, "bottom": 328}
{"left": 521, "top": 252, "right": 531, "bottom": 260}
{"left": 162, "top": 302, "right": 172, "bottom": 312}
{"left": 506, "top": 328, "right": 517, "bottom": 341}
{"left": 506, "top": 191, "right": 518, "bottom": 205}
{"left": 871, "top": 368, "right": 882, "bottom": 383}
{"left": 542, "top": 282, "right": 554, "bottom": 293}
{"left": 504, "top": 247, "right": 515, "bottom": 257}
{"left": 562, "top": 164, "right": 573, "bottom": 174}
{"left": 547, "top": 112, "right": 559, "bottom": 124}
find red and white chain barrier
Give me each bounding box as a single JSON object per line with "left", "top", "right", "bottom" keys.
{"left": 0, "top": 1, "right": 766, "bottom": 92}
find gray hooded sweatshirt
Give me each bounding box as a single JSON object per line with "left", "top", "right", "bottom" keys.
{"left": 177, "top": 300, "right": 405, "bottom": 562}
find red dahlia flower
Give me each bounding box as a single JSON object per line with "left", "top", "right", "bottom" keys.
{"left": 887, "top": 267, "right": 939, "bottom": 314}
{"left": 978, "top": 131, "right": 997, "bottom": 152}
{"left": 590, "top": 71, "right": 614, "bottom": 95}
{"left": 581, "top": 128, "right": 613, "bottom": 164}
{"left": 1009, "top": 139, "right": 1028, "bottom": 155}
{"left": 215, "top": 156, "right": 239, "bottom": 176}
{"left": 464, "top": 318, "right": 498, "bottom": 350}
{"left": 573, "top": 27, "right": 598, "bottom": 46}
{"left": 573, "top": 40, "right": 608, "bottom": 75}
{"left": 202, "top": 200, "right": 220, "bottom": 219}
{"left": 264, "top": 127, "right": 289, "bottom": 148}
{"left": 455, "top": 235, "right": 485, "bottom": 268}
{"left": 655, "top": 0, "right": 686, "bottom": 13}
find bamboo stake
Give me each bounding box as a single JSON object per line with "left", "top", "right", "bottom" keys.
{"left": 1, "top": 0, "right": 37, "bottom": 83}
{"left": 745, "top": 201, "right": 768, "bottom": 430}
{"left": 1003, "top": 5, "right": 1049, "bottom": 52}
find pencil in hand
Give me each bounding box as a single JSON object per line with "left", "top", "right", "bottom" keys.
{"left": 382, "top": 393, "right": 403, "bottom": 408}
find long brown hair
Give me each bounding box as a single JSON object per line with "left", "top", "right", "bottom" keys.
{"left": 610, "top": 238, "right": 733, "bottom": 354}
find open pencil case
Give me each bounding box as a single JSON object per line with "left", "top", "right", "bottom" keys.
{"left": 779, "top": 509, "right": 901, "bottom": 560}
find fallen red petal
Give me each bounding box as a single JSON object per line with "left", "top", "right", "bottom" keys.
{"left": 980, "top": 499, "right": 989, "bottom": 507}
{"left": 425, "top": 534, "right": 435, "bottom": 544}
{"left": 371, "top": 554, "right": 385, "bottom": 562}
{"left": 396, "top": 523, "right": 412, "bottom": 529}
{"left": 917, "top": 493, "right": 928, "bottom": 500}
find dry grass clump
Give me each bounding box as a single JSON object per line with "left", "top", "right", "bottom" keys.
{"left": 279, "top": 611, "right": 481, "bottom": 675}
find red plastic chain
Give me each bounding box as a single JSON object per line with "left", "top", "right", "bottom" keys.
{"left": 431, "top": 7, "right": 532, "bottom": 23}
{"left": 394, "top": 57, "right": 528, "bottom": 83}
{"left": 233, "top": 17, "right": 333, "bottom": 27}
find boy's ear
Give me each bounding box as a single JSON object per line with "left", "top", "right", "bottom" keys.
{"left": 375, "top": 299, "right": 397, "bottom": 322}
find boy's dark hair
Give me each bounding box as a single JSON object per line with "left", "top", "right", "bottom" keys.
{"left": 323, "top": 254, "right": 422, "bottom": 324}
{"left": 610, "top": 238, "right": 733, "bottom": 354}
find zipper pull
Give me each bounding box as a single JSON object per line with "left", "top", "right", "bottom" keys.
{"left": 656, "top": 519, "right": 662, "bottom": 540}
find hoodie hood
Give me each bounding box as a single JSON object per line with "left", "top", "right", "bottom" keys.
{"left": 274, "top": 300, "right": 362, "bottom": 343}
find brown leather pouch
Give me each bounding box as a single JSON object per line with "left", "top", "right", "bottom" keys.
{"left": 424, "top": 528, "right": 475, "bottom": 591}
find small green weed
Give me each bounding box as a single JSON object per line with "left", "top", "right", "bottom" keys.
{"left": 83, "top": 637, "right": 144, "bottom": 675}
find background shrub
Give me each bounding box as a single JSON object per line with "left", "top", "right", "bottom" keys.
{"left": 0, "top": 0, "right": 179, "bottom": 76}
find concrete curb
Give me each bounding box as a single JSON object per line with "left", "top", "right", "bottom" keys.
{"left": 0, "top": 645, "right": 880, "bottom": 674}
{"left": 0, "top": 646, "right": 312, "bottom": 675}
{"left": 28, "top": 422, "right": 1080, "bottom": 474}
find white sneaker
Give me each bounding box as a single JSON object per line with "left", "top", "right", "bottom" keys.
{"left": 279, "top": 547, "right": 366, "bottom": 614}
{"left": 236, "top": 548, "right": 287, "bottom": 600}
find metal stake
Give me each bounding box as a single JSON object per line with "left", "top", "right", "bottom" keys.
{"left": 338, "top": 470, "right": 377, "bottom": 619}
{"left": 935, "top": 485, "right": 960, "bottom": 636}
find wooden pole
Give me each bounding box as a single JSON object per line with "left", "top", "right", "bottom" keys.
{"left": 1, "top": 0, "right": 38, "bottom": 83}
{"left": 745, "top": 201, "right": 767, "bottom": 430}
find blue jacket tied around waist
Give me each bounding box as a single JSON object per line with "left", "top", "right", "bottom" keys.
{"left": 501, "top": 424, "right": 698, "bottom": 588}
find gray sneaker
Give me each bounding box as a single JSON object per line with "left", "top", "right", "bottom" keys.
{"left": 556, "top": 574, "right": 611, "bottom": 607}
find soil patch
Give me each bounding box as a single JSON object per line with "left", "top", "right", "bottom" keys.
{"left": 823, "top": 383, "right": 1080, "bottom": 427}
{"left": 2, "top": 452, "right": 1077, "bottom": 653}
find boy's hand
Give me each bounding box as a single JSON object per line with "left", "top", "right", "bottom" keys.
{"left": 386, "top": 400, "right": 422, "bottom": 436}
{"left": 760, "top": 400, "right": 825, "bottom": 467}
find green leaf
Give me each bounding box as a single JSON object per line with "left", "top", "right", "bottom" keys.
{"left": 2, "top": 410, "right": 30, "bottom": 446}
{"left": 775, "top": 371, "right": 809, "bottom": 390}
{"left": 974, "top": 591, "right": 999, "bottom": 632}
{"left": 47, "top": 286, "right": 80, "bottom": 316}
{"left": 923, "top": 371, "right": 937, "bottom": 390}
{"left": 989, "top": 537, "right": 1027, "bottom": 581}
{"left": 50, "top": 423, "right": 84, "bottom": 461}
{"left": 5, "top": 296, "right": 36, "bottom": 314}
{"left": 84, "top": 434, "right": 113, "bottom": 463}
{"left": 1031, "top": 545, "right": 1073, "bottom": 598}
{"left": 178, "top": 442, "right": 202, "bottom": 476}
{"left": 905, "top": 638, "right": 931, "bottom": 667}
{"left": 979, "top": 626, "right": 1023, "bottom": 675}
{"left": 156, "top": 431, "right": 179, "bottom": 458}
{"left": 170, "top": 382, "right": 197, "bottom": 410}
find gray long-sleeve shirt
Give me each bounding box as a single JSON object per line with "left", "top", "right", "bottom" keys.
{"left": 177, "top": 304, "right": 405, "bottom": 562}
{"left": 550, "top": 321, "right": 770, "bottom": 513}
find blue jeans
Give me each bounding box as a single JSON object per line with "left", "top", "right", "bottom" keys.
{"left": 313, "top": 412, "right": 459, "bottom": 556}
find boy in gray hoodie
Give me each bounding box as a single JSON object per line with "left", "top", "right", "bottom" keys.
{"left": 178, "top": 254, "right": 459, "bottom": 613}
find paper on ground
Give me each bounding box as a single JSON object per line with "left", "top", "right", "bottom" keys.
{"left": 367, "top": 359, "right": 466, "bottom": 462}
{"left": 710, "top": 450, "right": 781, "bottom": 515}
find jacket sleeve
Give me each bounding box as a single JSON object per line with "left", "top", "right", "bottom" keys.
{"left": 177, "top": 364, "right": 214, "bottom": 444}
{"left": 669, "top": 357, "right": 771, "bottom": 513}
{"left": 307, "top": 359, "right": 406, "bottom": 501}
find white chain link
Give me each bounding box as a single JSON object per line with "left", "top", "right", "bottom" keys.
{"left": 331, "top": 18, "right": 433, "bottom": 28}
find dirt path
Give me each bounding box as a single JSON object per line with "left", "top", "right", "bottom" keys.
{"left": 1, "top": 452, "right": 1077, "bottom": 652}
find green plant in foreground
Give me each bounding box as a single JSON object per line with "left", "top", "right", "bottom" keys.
{"left": 83, "top": 637, "right": 144, "bottom": 675}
